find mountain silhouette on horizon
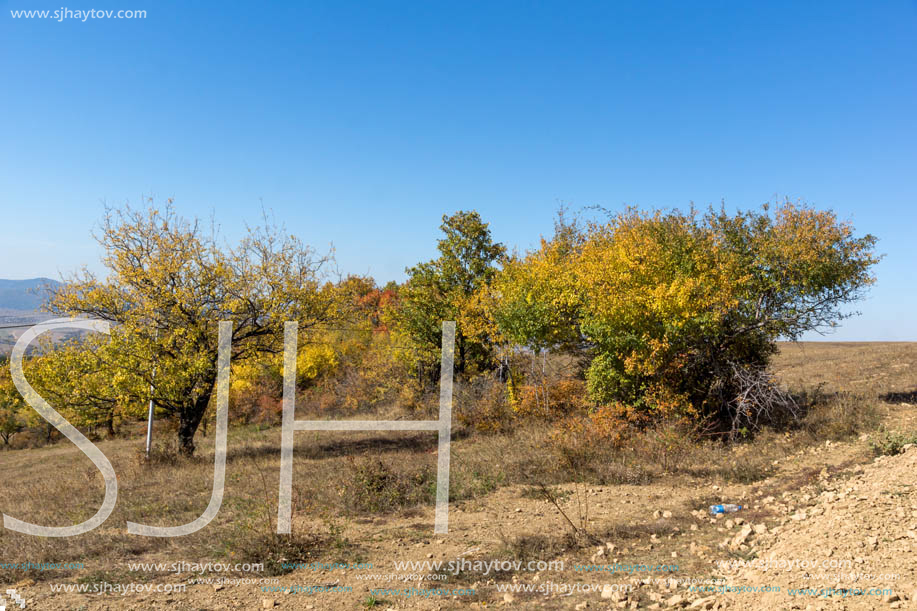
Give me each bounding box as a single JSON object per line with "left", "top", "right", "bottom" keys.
{"left": 0, "top": 278, "right": 61, "bottom": 312}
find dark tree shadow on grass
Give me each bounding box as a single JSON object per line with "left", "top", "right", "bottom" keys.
{"left": 881, "top": 390, "right": 917, "bottom": 404}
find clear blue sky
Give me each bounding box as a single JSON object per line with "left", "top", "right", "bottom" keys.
{"left": 1, "top": 1, "right": 915, "bottom": 340}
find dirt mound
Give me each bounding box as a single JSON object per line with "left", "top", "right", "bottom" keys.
{"left": 720, "top": 444, "right": 917, "bottom": 610}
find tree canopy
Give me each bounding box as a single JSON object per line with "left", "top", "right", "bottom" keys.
{"left": 5, "top": 200, "right": 881, "bottom": 451}
{"left": 45, "top": 203, "right": 339, "bottom": 455}
{"left": 390, "top": 211, "right": 505, "bottom": 376}
{"left": 487, "top": 202, "right": 879, "bottom": 432}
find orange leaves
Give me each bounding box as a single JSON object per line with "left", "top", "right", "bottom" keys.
{"left": 548, "top": 402, "right": 643, "bottom": 456}
{"left": 514, "top": 378, "right": 588, "bottom": 418}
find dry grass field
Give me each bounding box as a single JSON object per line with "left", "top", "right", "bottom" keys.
{"left": 772, "top": 342, "right": 917, "bottom": 399}
{"left": 0, "top": 342, "right": 915, "bottom": 610}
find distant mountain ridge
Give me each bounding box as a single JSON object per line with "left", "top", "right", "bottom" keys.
{"left": 0, "top": 278, "right": 61, "bottom": 312}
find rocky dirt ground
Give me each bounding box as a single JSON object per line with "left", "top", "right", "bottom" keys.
{"left": 4, "top": 344, "right": 916, "bottom": 610}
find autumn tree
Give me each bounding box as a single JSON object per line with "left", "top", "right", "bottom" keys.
{"left": 47, "top": 203, "right": 339, "bottom": 455}
{"left": 28, "top": 340, "right": 125, "bottom": 437}
{"left": 489, "top": 209, "right": 585, "bottom": 355}
{"left": 392, "top": 211, "right": 505, "bottom": 377}
{"left": 493, "top": 202, "right": 879, "bottom": 433}
{"left": 0, "top": 358, "right": 30, "bottom": 446}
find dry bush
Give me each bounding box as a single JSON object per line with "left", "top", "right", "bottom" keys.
{"left": 515, "top": 378, "right": 588, "bottom": 418}
{"left": 230, "top": 529, "right": 327, "bottom": 576}
{"left": 797, "top": 390, "right": 881, "bottom": 441}
{"left": 541, "top": 409, "right": 655, "bottom": 485}
{"left": 337, "top": 455, "right": 436, "bottom": 514}
{"left": 548, "top": 404, "right": 637, "bottom": 466}
{"left": 631, "top": 417, "right": 703, "bottom": 473}
{"left": 722, "top": 364, "right": 801, "bottom": 439}
{"left": 133, "top": 438, "right": 182, "bottom": 467}
{"left": 454, "top": 374, "right": 515, "bottom": 433}
{"left": 231, "top": 375, "right": 283, "bottom": 426}
{"left": 454, "top": 372, "right": 588, "bottom": 435}
{"left": 297, "top": 344, "right": 423, "bottom": 418}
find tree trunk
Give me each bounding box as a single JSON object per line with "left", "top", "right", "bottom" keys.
{"left": 177, "top": 394, "right": 211, "bottom": 456}
{"left": 457, "top": 334, "right": 466, "bottom": 374}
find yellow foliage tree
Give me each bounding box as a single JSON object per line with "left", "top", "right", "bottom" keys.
{"left": 492, "top": 202, "right": 879, "bottom": 433}
{"left": 46, "top": 202, "right": 340, "bottom": 455}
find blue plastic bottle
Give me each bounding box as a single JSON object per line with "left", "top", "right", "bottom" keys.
{"left": 709, "top": 504, "right": 742, "bottom": 515}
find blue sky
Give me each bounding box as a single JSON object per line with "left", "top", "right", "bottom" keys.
{"left": 1, "top": 1, "right": 915, "bottom": 339}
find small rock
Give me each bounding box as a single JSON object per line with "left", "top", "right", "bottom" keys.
{"left": 662, "top": 510, "right": 673, "bottom": 519}
{"left": 731, "top": 525, "right": 753, "bottom": 548}
{"left": 503, "top": 593, "right": 515, "bottom": 604}
{"left": 666, "top": 594, "right": 686, "bottom": 607}
{"left": 261, "top": 600, "right": 276, "bottom": 609}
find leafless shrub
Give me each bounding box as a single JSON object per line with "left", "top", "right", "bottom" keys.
{"left": 725, "top": 363, "right": 800, "bottom": 439}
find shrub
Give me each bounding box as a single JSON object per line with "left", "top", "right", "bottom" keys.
{"left": 515, "top": 378, "right": 588, "bottom": 418}
{"left": 800, "top": 391, "right": 880, "bottom": 441}
{"left": 455, "top": 375, "right": 515, "bottom": 433}
{"left": 869, "top": 428, "right": 917, "bottom": 456}
{"left": 547, "top": 404, "right": 642, "bottom": 474}
{"left": 231, "top": 374, "right": 282, "bottom": 425}
{"left": 492, "top": 203, "right": 879, "bottom": 434}
{"left": 296, "top": 343, "right": 339, "bottom": 386}
{"left": 338, "top": 456, "right": 436, "bottom": 513}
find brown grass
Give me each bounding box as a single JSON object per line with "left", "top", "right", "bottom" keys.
{"left": 0, "top": 341, "right": 911, "bottom": 591}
